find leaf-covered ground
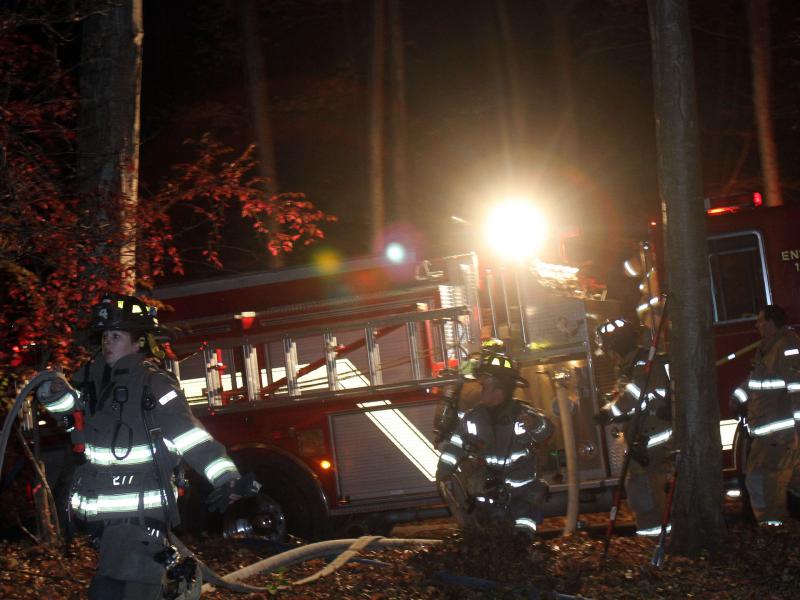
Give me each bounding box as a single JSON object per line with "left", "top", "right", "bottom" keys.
{"left": 0, "top": 504, "right": 798, "bottom": 599}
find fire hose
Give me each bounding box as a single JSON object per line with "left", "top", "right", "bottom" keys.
{"left": 198, "top": 535, "right": 586, "bottom": 597}
{"left": 0, "top": 371, "right": 65, "bottom": 479}
{"left": 0, "top": 371, "right": 67, "bottom": 545}
{"left": 198, "top": 536, "right": 443, "bottom": 593}
{"left": 552, "top": 371, "right": 579, "bottom": 535}
{"left": 0, "top": 375, "right": 447, "bottom": 595}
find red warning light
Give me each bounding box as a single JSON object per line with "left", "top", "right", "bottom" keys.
{"left": 705, "top": 191, "right": 762, "bottom": 216}
{"left": 235, "top": 311, "right": 256, "bottom": 330}
{"left": 707, "top": 207, "right": 735, "bottom": 216}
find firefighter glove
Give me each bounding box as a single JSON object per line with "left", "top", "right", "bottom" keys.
{"left": 484, "top": 475, "right": 504, "bottom": 497}
{"left": 206, "top": 472, "right": 261, "bottom": 513}
{"left": 35, "top": 374, "right": 79, "bottom": 411}
{"left": 629, "top": 436, "right": 650, "bottom": 467}
{"left": 656, "top": 400, "right": 672, "bottom": 422}
{"left": 729, "top": 387, "right": 749, "bottom": 418}
{"left": 734, "top": 402, "right": 748, "bottom": 420}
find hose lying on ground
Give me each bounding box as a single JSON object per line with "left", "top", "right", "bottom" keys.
{"left": 198, "top": 536, "right": 443, "bottom": 593}
{"left": 200, "top": 534, "right": 588, "bottom": 598}
{"left": 1, "top": 376, "right": 440, "bottom": 595}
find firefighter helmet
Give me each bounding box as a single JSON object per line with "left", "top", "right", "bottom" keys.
{"left": 481, "top": 337, "right": 507, "bottom": 351}
{"left": 90, "top": 294, "right": 169, "bottom": 338}
{"left": 470, "top": 349, "right": 525, "bottom": 388}
{"left": 595, "top": 318, "right": 639, "bottom": 357}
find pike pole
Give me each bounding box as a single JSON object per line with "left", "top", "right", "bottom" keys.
{"left": 715, "top": 340, "right": 759, "bottom": 367}
{"left": 601, "top": 293, "right": 669, "bottom": 559}
{"left": 651, "top": 450, "right": 681, "bottom": 567}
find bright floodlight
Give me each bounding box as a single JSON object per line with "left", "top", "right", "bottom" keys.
{"left": 485, "top": 200, "right": 548, "bottom": 260}
{"left": 385, "top": 242, "right": 406, "bottom": 263}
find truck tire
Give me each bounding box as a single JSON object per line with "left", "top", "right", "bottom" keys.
{"left": 232, "top": 449, "right": 328, "bottom": 542}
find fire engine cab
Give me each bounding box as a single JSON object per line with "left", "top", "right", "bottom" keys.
{"left": 151, "top": 195, "right": 798, "bottom": 540}
{"left": 701, "top": 195, "right": 800, "bottom": 479}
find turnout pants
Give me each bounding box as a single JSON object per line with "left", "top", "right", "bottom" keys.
{"left": 745, "top": 430, "right": 797, "bottom": 524}
{"left": 626, "top": 450, "right": 672, "bottom": 535}
{"left": 88, "top": 522, "right": 167, "bottom": 600}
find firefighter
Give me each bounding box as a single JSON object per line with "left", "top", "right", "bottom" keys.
{"left": 35, "top": 294, "right": 260, "bottom": 599}
{"left": 435, "top": 349, "right": 554, "bottom": 539}
{"left": 595, "top": 318, "right": 673, "bottom": 536}
{"left": 730, "top": 304, "right": 800, "bottom": 525}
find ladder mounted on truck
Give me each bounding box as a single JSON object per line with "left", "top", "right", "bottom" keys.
{"left": 168, "top": 304, "right": 475, "bottom": 408}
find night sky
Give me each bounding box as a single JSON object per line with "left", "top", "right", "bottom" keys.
{"left": 138, "top": 0, "right": 800, "bottom": 293}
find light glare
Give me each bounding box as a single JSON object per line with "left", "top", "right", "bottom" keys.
{"left": 485, "top": 201, "right": 547, "bottom": 260}
{"left": 385, "top": 242, "right": 406, "bottom": 263}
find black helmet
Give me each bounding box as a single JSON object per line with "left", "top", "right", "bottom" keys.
{"left": 470, "top": 349, "right": 523, "bottom": 388}
{"left": 90, "top": 294, "right": 166, "bottom": 336}
{"left": 595, "top": 318, "right": 639, "bottom": 357}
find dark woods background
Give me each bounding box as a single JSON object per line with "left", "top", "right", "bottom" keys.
{"left": 141, "top": 0, "right": 800, "bottom": 277}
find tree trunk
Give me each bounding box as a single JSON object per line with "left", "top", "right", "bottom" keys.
{"left": 488, "top": 0, "right": 520, "bottom": 180}
{"left": 547, "top": 0, "right": 579, "bottom": 160}
{"left": 647, "top": 0, "right": 726, "bottom": 555}
{"left": 495, "top": 0, "right": 525, "bottom": 155}
{"left": 368, "top": 0, "right": 387, "bottom": 249}
{"left": 78, "top": 0, "right": 143, "bottom": 291}
{"left": 240, "top": 0, "right": 283, "bottom": 267}
{"left": 747, "top": 0, "right": 782, "bottom": 206}
{"left": 388, "top": 0, "right": 408, "bottom": 222}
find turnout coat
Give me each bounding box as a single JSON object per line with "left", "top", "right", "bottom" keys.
{"left": 40, "top": 352, "right": 239, "bottom": 526}
{"left": 436, "top": 399, "right": 553, "bottom": 536}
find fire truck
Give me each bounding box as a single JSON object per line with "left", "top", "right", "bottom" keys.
{"left": 698, "top": 194, "right": 800, "bottom": 477}
{"left": 620, "top": 193, "right": 800, "bottom": 480}
{"left": 151, "top": 195, "right": 799, "bottom": 540}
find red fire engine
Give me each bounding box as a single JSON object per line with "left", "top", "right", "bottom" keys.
{"left": 701, "top": 195, "right": 800, "bottom": 478}
{"left": 150, "top": 195, "right": 798, "bottom": 540}
{"left": 623, "top": 193, "right": 800, "bottom": 480}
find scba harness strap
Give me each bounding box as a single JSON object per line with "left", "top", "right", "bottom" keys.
{"left": 140, "top": 365, "right": 183, "bottom": 530}
{"left": 138, "top": 367, "right": 273, "bottom": 597}
{"left": 137, "top": 365, "right": 202, "bottom": 600}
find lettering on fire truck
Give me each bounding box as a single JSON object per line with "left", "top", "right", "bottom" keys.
{"left": 780, "top": 248, "right": 800, "bottom": 271}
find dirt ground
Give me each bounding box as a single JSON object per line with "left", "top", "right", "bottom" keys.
{"left": 1, "top": 500, "right": 798, "bottom": 599}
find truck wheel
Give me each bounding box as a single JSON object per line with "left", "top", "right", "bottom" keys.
{"left": 234, "top": 452, "right": 328, "bottom": 541}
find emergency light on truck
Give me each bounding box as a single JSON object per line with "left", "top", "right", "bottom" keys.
{"left": 485, "top": 200, "right": 549, "bottom": 261}
{"left": 705, "top": 191, "right": 762, "bottom": 215}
